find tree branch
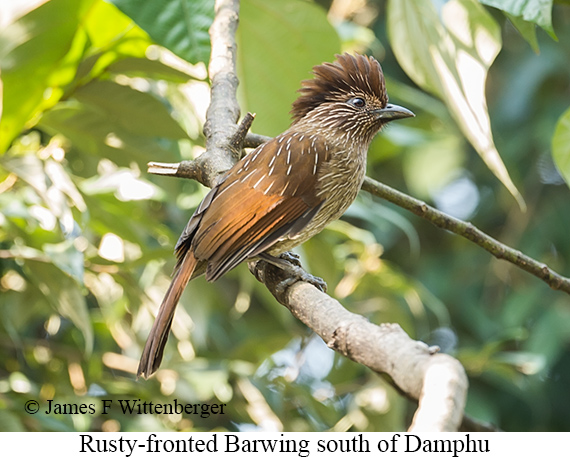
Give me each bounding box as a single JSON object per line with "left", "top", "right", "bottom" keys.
{"left": 360, "top": 178, "right": 570, "bottom": 295}
{"left": 147, "top": 0, "right": 470, "bottom": 432}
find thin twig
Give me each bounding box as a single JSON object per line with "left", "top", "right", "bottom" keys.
{"left": 361, "top": 177, "right": 570, "bottom": 295}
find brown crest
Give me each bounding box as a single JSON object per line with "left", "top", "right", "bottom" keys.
{"left": 290, "top": 53, "right": 388, "bottom": 123}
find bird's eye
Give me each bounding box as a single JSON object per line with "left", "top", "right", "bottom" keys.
{"left": 349, "top": 97, "right": 365, "bottom": 108}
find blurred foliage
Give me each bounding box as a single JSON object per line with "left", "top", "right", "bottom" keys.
{"left": 0, "top": 0, "right": 569, "bottom": 433}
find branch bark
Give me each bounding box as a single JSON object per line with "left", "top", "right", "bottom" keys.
{"left": 147, "top": 0, "right": 471, "bottom": 432}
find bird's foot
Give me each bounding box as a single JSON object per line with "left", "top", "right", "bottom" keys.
{"left": 257, "top": 252, "right": 327, "bottom": 295}
{"left": 276, "top": 251, "right": 302, "bottom": 267}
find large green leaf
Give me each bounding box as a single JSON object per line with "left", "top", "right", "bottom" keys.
{"left": 237, "top": 0, "right": 341, "bottom": 136}
{"left": 74, "top": 80, "right": 189, "bottom": 139}
{"left": 0, "top": 0, "right": 92, "bottom": 153}
{"left": 388, "top": 0, "right": 525, "bottom": 209}
{"left": 83, "top": 0, "right": 149, "bottom": 53}
{"left": 552, "top": 106, "right": 570, "bottom": 189}
{"left": 108, "top": 0, "right": 214, "bottom": 64}
{"left": 479, "top": 0, "right": 556, "bottom": 39}
{"left": 0, "top": 73, "right": 3, "bottom": 126}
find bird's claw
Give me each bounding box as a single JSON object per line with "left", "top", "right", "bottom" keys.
{"left": 278, "top": 251, "right": 302, "bottom": 267}
{"left": 253, "top": 252, "right": 328, "bottom": 297}
{"left": 270, "top": 252, "right": 327, "bottom": 294}
{"left": 274, "top": 266, "right": 328, "bottom": 296}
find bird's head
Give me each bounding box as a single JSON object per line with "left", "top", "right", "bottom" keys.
{"left": 291, "top": 53, "right": 414, "bottom": 144}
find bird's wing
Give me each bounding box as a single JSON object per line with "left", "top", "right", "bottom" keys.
{"left": 175, "top": 131, "right": 331, "bottom": 281}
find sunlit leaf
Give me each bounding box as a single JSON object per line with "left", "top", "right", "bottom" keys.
{"left": 83, "top": 0, "right": 149, "bottom": 54}
{"left": 108, "top": 0, "right": 214, "bottom": 64}
{"left": 552, "top": 106, "right": 570, "bottom": 189}
{"left": 479, "top": 0, "right": 556, "bottom": 40}
{"left": 388, "top": 0, "right": 525, "bottom": 209}
{"left": 78, "top": 0, "right": 152, "bottom": 81}
{"left": 237, "top": 0, "right": 341, "bottom": 136}
{"left": 0, "top": 0, "right": 93, "bottom": 153}
{"left": 0, "top": 70, "right": 3, "bottom": 124}
{"left": 1, "top": 155, "right": 80, "bottom": 236}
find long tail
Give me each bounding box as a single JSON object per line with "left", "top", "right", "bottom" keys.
{"left": 137, "top": 252, "right": 197, "bottom": 379}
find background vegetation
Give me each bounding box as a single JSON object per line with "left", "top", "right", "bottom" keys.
{"left": 0, "top": 0, "right": 569, "bottom": 432}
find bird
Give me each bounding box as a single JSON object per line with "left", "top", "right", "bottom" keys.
{"left": 137, "top": 53, "right": 414, "bottom": 378}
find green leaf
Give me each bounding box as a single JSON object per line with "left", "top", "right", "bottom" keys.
{"left": 39, "top": 79, "right": 189, "bottom": 167}
{"left": 479, "top": 0, "right": 557, "bottom": 40}
{"left": 525, "top": 306, "right": 570, "bottom": 372}
{"left": 0, "top": 0, "right": 92, "bottom": 153}
{"left": 108, "top": 0, "right": 214, "bottom": 64}
{"left": 0, "top": 410, "right": 25, "bottom": 432}
{"left": 237, "top": 0, "right": 341, "bottom": 136}
{"left": 0, "top": 71, "right": 3, "bottom": 124}
{"left": 505, "top": 13, "right": 540, "bottom": 53}
{"left": 107, "top": 57, "right": 194, "bottom": 82}
{"left": 83, "top": 0, "right": 149, "bottom": 54}
{"left": 388, "top": 0, "right": 526, "bottom": 209}
{"left": 552, "top": 106, "right": 570, "bottom": 189}
{"left": 78, "top": 0, "right": 152, "bottom": 80}
{"left": 73, "top": 80, "right": 189, "bottom": 139}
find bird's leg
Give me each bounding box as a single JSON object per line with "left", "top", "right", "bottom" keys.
{"left": 255, "top": 252, "right": 327, "bottom": 295}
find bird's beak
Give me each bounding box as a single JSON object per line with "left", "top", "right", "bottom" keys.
{"left": 374, "top": 104, "right": 415, "bottom": 121}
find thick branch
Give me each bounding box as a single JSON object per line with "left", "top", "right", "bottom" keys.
{"left": 202, "top": 0, "right": 241, "bottom": 183}
{"left": 250, "top": 260, "right": 467, "bottom": 431}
